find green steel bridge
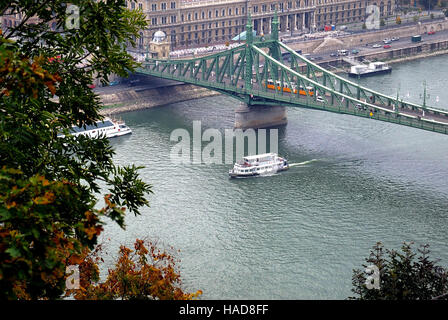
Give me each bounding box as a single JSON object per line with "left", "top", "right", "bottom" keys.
{"left": 138, "top": 13, "right": 448, "bottom": 136}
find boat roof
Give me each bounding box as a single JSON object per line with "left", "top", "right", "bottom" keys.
{"left": 70, "top": 119, "right": 115, "bottom": 133}
{"left": 243, "top": 153, "right": 277, "bottom": 160}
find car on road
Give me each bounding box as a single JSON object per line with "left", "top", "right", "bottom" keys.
{"left": 383, "top": 39, "right": 391, "bottom": 44}
{"left": 372, "top": 44, "right": 381, "bottom": 48}
{"left": 330, "top": 52, "right": 339, "bottom": 57}
{"left": 351, "top": 49, "right": 359, "bottom": 54}
{"left": 316, "top": 96, "right": 325, "bottom": 102}
{"left": 427, "top": 31, "right": 436, "bottom": 35}
{"left": 391, "top": 37, "right": 400, "bottom": 41}
{"left": 383, "top": 44, "right": 392, "bottom": 49}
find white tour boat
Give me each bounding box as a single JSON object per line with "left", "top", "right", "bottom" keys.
{"left": 58, "top": 117, "right": 132, "bottom": 139}
{"left": 229, "top": 153, "right": 289, "bottom": 178}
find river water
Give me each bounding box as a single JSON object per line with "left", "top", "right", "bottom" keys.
{"left": 102, "top": 54, "right": 448, "bottom": 299}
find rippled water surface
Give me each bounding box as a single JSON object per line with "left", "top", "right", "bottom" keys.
{"left": 102, "top": 55, "right": 448, "bottom": 299}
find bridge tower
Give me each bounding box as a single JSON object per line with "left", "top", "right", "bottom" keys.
{"left": 235, "top": 12, "right": 287, "bottom": 130}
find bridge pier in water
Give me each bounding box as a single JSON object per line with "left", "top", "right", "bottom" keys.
{"left": 234, "top": 102, "right": 287, "bottom": 130}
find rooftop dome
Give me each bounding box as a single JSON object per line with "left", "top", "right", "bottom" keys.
{"left": 152, "top": 30, "right": 167, "bottom": 43}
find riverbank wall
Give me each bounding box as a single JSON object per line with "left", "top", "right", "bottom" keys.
{"left": 99, "top": 82, "right": 220, "bottom": 115}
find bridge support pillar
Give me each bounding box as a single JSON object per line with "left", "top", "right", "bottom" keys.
{"left": 234, "top": 102, "right": 287, "bottom": 129}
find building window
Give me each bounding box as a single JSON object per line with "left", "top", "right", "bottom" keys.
{"left": 171, "top": 15, "right": 176, "bottom": 23}
{"left": 161, "top": 3, "right": 166, "bottom": 11}
{"left": 151, "top": 4, "right": 157, "bottom": 11}
{"left": 170, "top": 2, "right": 176, "bottom": 9}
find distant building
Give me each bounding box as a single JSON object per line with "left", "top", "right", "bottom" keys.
{"left": 126, "top": 0, "right": 396, "bottom": 52}
{"left": 148, "top": 30, "right": 171, "bottom": 59}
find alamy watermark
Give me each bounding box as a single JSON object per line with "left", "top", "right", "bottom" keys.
{"left": 65, "top": 4, "right": 80, "bottom": 30}
{"left": 365, "top": 5, "right": 381, "bottom": 30}
{"left": 170, "top": 121, "right": 278, "bottom": 165}
{"left": 365, "top": 265, "right": 380, "bottom": 290}
{"left": 66, "top": 265, "right": 80, "bottom": 290}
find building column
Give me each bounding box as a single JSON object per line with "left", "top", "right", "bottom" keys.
{"left": 281, "top": 15, "right": 287, "bottom": 32}
{"left": 263, "top": 18, "right": 269, "bottom": 35}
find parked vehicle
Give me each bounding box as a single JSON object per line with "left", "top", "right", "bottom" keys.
{"left": 372, "top": 44, "right": 381, "bottom": 48}
{"left": 383, "top": 44, "right": 391, "bottom": 49}
{"left": 411, "top": 35, "right": 422, "bottom": 42}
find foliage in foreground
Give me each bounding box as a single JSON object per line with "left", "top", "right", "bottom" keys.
{"left": 0, "top": 0, "right": 155, "bottom": 299}
{"left": 66, "top": 239, "right": 202, "bottom": 300}
{"left": 350, "top": 242, "right": 448, "bottom": 300}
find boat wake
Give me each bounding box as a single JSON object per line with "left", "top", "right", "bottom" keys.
{"left": 288, "top": 159, "right": 319, "bottom": 167}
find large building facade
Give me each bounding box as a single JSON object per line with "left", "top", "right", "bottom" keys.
{"left": 126, "top": 0, "right": 396, "bottom": 52}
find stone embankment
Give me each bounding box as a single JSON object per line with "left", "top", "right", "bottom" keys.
{"left": 99, "top": 83, "right": 220, "bottom": 115}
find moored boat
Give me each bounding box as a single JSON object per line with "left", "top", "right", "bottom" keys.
{"left": 348, "top": 61, "right": 392, "bottom": 78}
{"left": 58, "top": 117, "right": 132, "bottom": 139}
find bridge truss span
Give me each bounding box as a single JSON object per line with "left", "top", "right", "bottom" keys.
{"left": 138, "top": 13, "right": 448, "bottom": 136}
